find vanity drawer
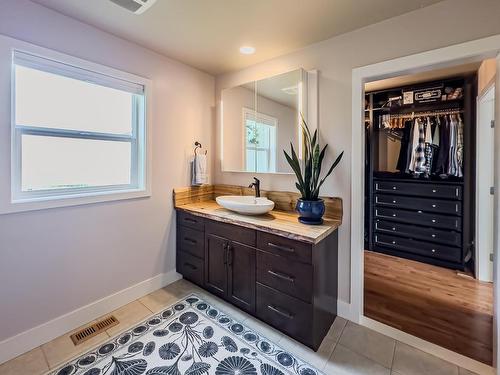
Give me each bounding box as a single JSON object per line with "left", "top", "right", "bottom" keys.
{"left": 177, "top": 251, "right": 204, "bottom": 286}
{"left": 375, "top": 194, "right": 461, "bottom": 215}
{"left": 374, "top": 233, "right": 462, "bottom": 263}
{"left": 177, "top": 211, "right": 205, "bottom": 231}
{"left": 257, "top": 232, "right": 311, "bottom": 264}
{"left": 256, "top": 250, "right": 312, "bottom": 303}
{"left": 375, "top": 220, "right": 461, "bottom": 247}
{"left": 178, "top": 226, "right": 204, "bottom": 258}
{"left": 374, "top": 207, "right": 461, "bottom": 231}
{"left": 205, "top": 220, "right": 256, "bottom": 247}
{"left": 374, "top": 181, "right": 462, "bottom": 200}
{"left": 256, "top": 283, "right": 313, "bottom": 346}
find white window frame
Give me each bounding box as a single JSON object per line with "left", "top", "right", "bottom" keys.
{"left": 242, "top": 107, "right": 277, "bottom": 173}
{"left": 4, "top": 44, "right": 152, "bottom": 214}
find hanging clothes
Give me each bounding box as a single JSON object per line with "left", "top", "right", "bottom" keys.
{"left": 448, "top": 115, "right": 459, "bottom": 177}
{"left": 433, "top": 115, "right": 450, "bottom": 177}
{"left": 456, "top": 114, "right": 464, "bottom": 177}
{"left": 396, "top": 120, "right": 413, "bottom": 172}
{"left": 423, "top": 117, "right": 434, "bottom": 178}
{"left": 412, "top": 118, "right": 427, "bottom": 174}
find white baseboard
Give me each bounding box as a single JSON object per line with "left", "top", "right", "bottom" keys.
{"left": 361, "top": 316, "right": 495, "bottom": 375}
{"left": 0, "top": 270, "right": 182, "bottom": 365}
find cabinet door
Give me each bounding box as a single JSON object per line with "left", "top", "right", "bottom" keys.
{"left": 227, "top": 241, "right": 256, "bottom": 313}
{"left": 205, "top": 233, "right": 228, "bottom": 298}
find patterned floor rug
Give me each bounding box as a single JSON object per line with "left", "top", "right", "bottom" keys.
{"left": 48, "top": 294, "right": 324, "bottom": 375}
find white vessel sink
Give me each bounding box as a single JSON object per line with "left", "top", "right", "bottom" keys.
{"left": 216, "top": 195, "right": 275, "bottom": 215}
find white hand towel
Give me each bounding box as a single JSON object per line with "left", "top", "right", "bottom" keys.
{"left": 192, "top": 154, "right": 207, "bottom": 186}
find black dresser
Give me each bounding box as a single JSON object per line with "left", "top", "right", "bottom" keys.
{"left": 371, "top": 178, "right": 467, "bottom": 269}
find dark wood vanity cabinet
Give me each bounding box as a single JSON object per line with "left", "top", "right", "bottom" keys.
{"left": 176, "top": 210, "right": 338, "bottom": 351}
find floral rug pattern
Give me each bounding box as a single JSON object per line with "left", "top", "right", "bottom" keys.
{"left": 48, "top": 294, "right": 324, "bottom": 375}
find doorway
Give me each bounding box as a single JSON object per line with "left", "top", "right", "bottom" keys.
{"left": 351, "top": 36, "right": 500, "bottom": 374}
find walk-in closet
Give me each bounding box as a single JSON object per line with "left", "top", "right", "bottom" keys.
{"left": 363, "top": 62, "right": 495, "bottom": 365}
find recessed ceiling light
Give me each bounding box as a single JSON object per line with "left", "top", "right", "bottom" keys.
{"left": 240, "top": 46, "right": 256, "bottom": 55}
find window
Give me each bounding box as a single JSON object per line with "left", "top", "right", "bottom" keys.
{"left": 243, "top": 108, "right": 277, "bottom": 173}
{"left": 11, "top": 51, "right": 148, "bottom": 204}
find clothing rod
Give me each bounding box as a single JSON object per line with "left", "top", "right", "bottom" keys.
{"left": 387, "top": 109, "right": 463, "bottom": 118}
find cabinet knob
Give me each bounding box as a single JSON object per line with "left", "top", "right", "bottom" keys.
{"left": 392, "top": 240, "right": 396, "bottom": 244}
{"left": 392, "top": 214, "right": 397, "bottom": 217}
{"left": 432, "top": 219, "right": 436, "bottom": 223}
{"left": 432, "top": 204, "right": 437, "bottom": 208}
{"left": 392, "top": 227, "right": 396, "bottom": 231}
{"left": 392, "top": 186, "right": 397, "bottom": 190}
{"left": 431, "top": 249, "right": 436, "bottom": 253}
{"left": 432, "top": 189, "right": 437, "bottom": 193}
{"left": 417, "top": 210, "right": 422, "bottom": 214}
{"left": 431, "top": 234, "right": 436, "bottom": 238}
{"left": 392, "top": 200, "right": 396, "bottom": 203}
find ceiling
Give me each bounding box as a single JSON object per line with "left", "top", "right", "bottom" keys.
{"left": 33, "top": 0, "right": 444, "bottom": 75}
{"left": 365, "top": 62, "right": 482, "bottom": 92}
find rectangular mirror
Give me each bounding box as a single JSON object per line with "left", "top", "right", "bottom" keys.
{"left": 221, "top": 68, "right": 306, "bottom": 174}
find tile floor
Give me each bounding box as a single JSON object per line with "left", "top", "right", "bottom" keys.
{"left": 0, "top": 279, "right": 480, "bottom": 375}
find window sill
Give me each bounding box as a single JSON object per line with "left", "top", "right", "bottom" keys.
{"left": 1, "top": 188, "right": 151, "bottom": 215}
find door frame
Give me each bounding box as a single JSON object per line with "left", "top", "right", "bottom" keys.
{"left": 476, "top": 84, "right": 495, "bottom": 282}
{"left": 350, "top": 35, "right": 500, "bottom": 374}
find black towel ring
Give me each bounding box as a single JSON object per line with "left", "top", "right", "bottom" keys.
{"left": 194, "top": 141, "right": 207, "bottom": 155}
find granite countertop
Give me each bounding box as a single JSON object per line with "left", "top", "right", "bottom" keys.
{"left": 176, "top": 200, "right": 341, "bottom": 244}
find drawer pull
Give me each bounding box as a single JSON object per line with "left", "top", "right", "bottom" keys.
{"left": 431, "top": 234, "right": 436, "bottom": 238}
{"left": 392, "top": 186, "right": 397, "bottom": 190}
{"left": 392, "top": 214, "right": 397, "bottom": 217}
{"left": 184, "top": 217, "right": 198, "bottom": 223}
{"left": 431, "top": 249, "right": 436, "bottom": 253}
{"left": 268, "top": 242, "right": 295, "bottom": 253}
{"left": 432, "top": 189, "right": 437, "bottom": 193}
{"left": 183, "top": 237, "right": 197, "bottom": 244}
{"left": 268, "top": 270, "right": 295, "bottom": 283}
{"left": 432, "top": 219, "right": 436, "bottom": 223}
{"left": 392, "top": 227, "right": 396, "bottom": 231}
{"left": 417, "top": 210, "right": 422, "bottom": 214}
{"left": 183, "top": 262, "right": 197, "bottom": 270}
{"left": 392, "top": 200, "right": 397, "bottom": 203}
{"left": 432, "top": 204, "right": 437, "bottom": 208}
{"left": 392, "top": 240, "right": 396, "bottom": 244}
{"left": 267, "top": 305, "right": 294, "bottom": 319}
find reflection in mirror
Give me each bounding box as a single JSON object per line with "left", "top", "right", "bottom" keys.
{"left": 221, "top": 69, "right": 304, "bottom": 174}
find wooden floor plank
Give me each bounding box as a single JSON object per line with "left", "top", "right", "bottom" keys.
{"left": 364, "top": 250, "right": 493, "bottom": 365}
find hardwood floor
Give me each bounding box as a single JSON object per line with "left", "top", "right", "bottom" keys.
{"left": 364, "top": 250, "right": 493, "bottom": 365}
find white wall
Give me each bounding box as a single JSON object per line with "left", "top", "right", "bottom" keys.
{"left": 0, "top": 0, "right": 214, "bottom": 343}
{"left": 215, "top": 0, "right": 500, "bottom": 303}
{"left": 222, "top": 86, "right": 296, "bottom": 172}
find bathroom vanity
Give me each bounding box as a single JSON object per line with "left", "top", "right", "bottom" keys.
{"left": 174, "top": 187, "right": 342, "bottom": 351}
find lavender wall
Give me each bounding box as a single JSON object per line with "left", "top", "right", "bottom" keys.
{"left": 0, "top": 0, "right": 214, "bottom": 342}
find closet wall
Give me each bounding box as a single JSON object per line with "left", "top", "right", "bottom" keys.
{"left": 365, "top": 76, "right": 477, "bottom": 271}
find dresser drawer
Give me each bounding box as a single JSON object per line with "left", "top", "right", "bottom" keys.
{"left": 205, "top": 220, "right": 256, "bottom": 247}
{"left": 256, "top": 250, "right": 312, "bottom": 303}
{"left": 177, "top": 211, "right": 205, "bottom": 231}
{"left": 257, "top": 232, "right": 311, "bottom": 264}
{"left": 375, "top": 194, "right": 461, "bottom": 215}
{"left": 374, "top": 207, "right": 461, "bottom": 231}
{"left": 178, "top": 225, "right": 204, "bottom": 258}
{"left": 256, "top": 283, "right": 313, "bottom": 346}
{"left": 374, "top": 181, "right": 462, "bottom": 200}
{"left": 177, "top": 251, "right": 204, "bottom": 286}
{"left": 374, "top": 233, "right": 462, "bottom": 263}
{"left": 375, "top": 220, "right": 461, "bottom": 247}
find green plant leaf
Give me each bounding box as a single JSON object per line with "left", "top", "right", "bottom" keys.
{"left": 314, "top": 151, "right": 344, "bottom": 196}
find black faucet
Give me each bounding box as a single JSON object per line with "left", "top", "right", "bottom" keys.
{"left": 248, "top": 177, "right": 261, "bottom": 198}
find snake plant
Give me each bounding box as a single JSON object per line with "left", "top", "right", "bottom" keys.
{"left": 283, "top": 116, "right": 343, "bottom": 201}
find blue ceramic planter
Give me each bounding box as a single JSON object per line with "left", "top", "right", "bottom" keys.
{"left": 296, "top": 198, "right": 325, "bottom": 225}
